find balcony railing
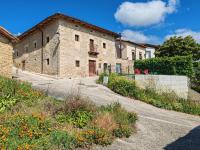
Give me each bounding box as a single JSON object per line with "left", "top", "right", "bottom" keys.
{"left": 88, "top": 44, "right": 99, "bottom": 55}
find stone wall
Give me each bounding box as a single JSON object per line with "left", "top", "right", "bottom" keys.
{"left": 14, "top": 21, "right": 60, "bottom": 76}
{"left": 58, "top": 19, "right": 130, "bottom": 78}
{"left": 0, "top": 35, "right": 13, "bottom": 78}
{"left": 135, "top": 75, "right": 190, "bottom": 99}
{"left": 14, "top": 18, "right": 132, "bottom": 78}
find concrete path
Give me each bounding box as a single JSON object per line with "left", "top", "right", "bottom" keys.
{"left": 13, "top": 69, "right": 200, "bottom": 150}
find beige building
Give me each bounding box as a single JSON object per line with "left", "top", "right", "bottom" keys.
{"left": 0, "top": 26, "right": 17, "bottom": 78}
{"left": 14, "top": 13, "right": 133, "bottom": 78}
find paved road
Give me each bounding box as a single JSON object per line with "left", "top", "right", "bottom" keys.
{"left": 13, "top": 69, "right": 200, "bottom": 150}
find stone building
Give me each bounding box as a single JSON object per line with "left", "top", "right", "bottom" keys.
{"left": 0, "top": 26, "right": 17, "bottom": 78}
{"left": 14, "top": 13, "right": 135, "bottom": 78}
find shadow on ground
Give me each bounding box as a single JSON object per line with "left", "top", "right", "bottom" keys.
{"left": 164, "top": 126, "right": 200, "bottom": 150}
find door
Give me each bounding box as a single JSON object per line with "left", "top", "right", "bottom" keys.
{"left": 22, "top": 60, "right": 26, "bottom": 71}
{"left": 116, "top": 63, "right": 122, "bottom": 74}
{"left": 89, "top": 60, "right": 96, "bottom": 76}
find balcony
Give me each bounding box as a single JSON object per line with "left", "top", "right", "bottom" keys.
{"left": 88, "top": 44, "right": 99, "bottom": 55}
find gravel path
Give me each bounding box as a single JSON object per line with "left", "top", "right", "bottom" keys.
{"left": 13, "top": 69, "right": 200, "bottom": 150}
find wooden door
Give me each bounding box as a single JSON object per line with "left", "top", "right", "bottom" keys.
{"left": 22, "top": 60, "right": 26, "bottom": 71}
{"left": 89, "top": 60, "right": 96, "bottom": 76}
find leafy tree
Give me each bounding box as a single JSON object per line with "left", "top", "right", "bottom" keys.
{"left": 156, "top": 36, "right": 200, "bottom": 60}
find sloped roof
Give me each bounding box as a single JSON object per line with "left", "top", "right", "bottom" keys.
{"left": 0, "top": 26, "right": 18, "bottom": 42}
{"left": 18, "top": 13, "right": 120, "bottom": 40}
{"left": 117, "top": 39, "right": 147, "bottom": 48}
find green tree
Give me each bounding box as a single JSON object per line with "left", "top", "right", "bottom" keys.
{"left": 156, "top": 36, "right": 200, "bottom": 60}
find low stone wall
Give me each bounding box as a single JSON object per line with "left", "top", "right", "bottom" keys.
{"left": 135, "top": 75, "right": 190, "bottom": 100}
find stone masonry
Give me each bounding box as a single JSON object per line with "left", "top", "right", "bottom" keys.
{"left": 14, "top": 14, "right": 144, "bottom": 78}
{"left": 0, "top": 28, "right": 15, "bottom": 78}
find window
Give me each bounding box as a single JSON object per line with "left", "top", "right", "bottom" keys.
{"left": 132, "top": 52, "right": 135, "bottom": 60}
{"left": 116, "top": 63, "right": 122, "bottom": 74}
{"left": 103, "top": 43, "right": 106, "bottom": 49}
{"left": 139, "top": 52, "right": 143, "bottom": 60}
{"left": 46, "top": 36, "right": 50, "bottom": 43}
{"left": 16, "top": 51, "right": 19, "bottom": 57}
{"left": 34, "top": 41, "right": 37, "bottom": 49}
{"left": 99, "top": 63, "right": 101, "bottom": 69}
{"left": 75, "top": 60, "right": 80, "bottom": 67}
{"left": 75, "top": 35, "right": 79, "bottom": 41}
{"left": 24, "top": 45, "right": 29, "bottom": 53}
{"left": 90, "top": 39, "right": 94, "bottom": 45}
{"left": 47, "top": 59, "right": 49, "bottom": 65}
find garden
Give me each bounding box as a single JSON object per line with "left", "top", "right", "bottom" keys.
{"left": 0, "top": 76, "right": 138, "bottom": 150}
{"left": 98, "top": 73, "right": 200, "bottom": 116}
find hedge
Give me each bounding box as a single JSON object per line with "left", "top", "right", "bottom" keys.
{"left": 135, "top": 55, "right": 194, "bottom": 77}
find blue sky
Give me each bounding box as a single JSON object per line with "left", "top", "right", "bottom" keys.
{"left": 0, "top": 0, "right": 200, "bottom": 44}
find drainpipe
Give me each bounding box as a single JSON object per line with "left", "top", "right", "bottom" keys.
{"left": 38, "top": 27, "right": 44, "bottom": 74}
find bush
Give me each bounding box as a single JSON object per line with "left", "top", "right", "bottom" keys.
{"left": 107, "top": 74, "right": 137, "bottom": 98}
{"left": 76, "top": 128, "right": 113, "bottom": 147}
{"left": 50, "top": 130, "right": 77, "bottom": 150}
{"left": 113, "top": 125, "right": 132, "bottom": 138}
{"left": 135, "top": 55, "right": 194, "bottom": 77}
{"left": 56, "top": 110, "right": 94, "bottom": 128}
{"left": 191, "top": 62, "right": 200, "bottom": 93}
{"left": 99, "top": 74, "right": 200, "bottom": 116}
{"left": 0, "top": 114, "right": 52, "bottom": 149}
{"left": 0, "top": 76, "right": 44, "bottom": 113}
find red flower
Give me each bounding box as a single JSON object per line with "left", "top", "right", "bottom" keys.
{"left": 135, "top": 69, "right": 141, "bottom": 74}
{"left": 143, "top": 69, "right": 149, "bottom": 75}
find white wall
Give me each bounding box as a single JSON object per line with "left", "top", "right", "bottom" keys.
{"left": 145, "top": 47, "right": 155, "bottom": 59}
{"left": 135, "top": 75, "right": 190, "bottom": 99}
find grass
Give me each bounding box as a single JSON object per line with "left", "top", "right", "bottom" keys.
{"left": 98, "top": 73, "right": 200, "bottom": 116}
{"left": 0, "top": 76, "right": 137, "bottom": 149}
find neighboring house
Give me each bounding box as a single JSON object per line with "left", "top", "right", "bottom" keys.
{"left": 14, "top": 13, "right": 130, "bottom": 78}
{"left": 115, "top": 39, "right": 146, "bottom": 74}
{"left": 0, "top": 26, "right": 17, "bottom": 78}
{"left": 142, "top": 44, "right": 159, "bottom": 59}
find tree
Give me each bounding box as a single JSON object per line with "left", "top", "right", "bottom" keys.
{"left": 156, "top": 36, "right": 200, "bottom": 60}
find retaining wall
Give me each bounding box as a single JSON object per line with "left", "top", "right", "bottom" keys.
{"left": 135, "top": 75, "right": 190, "bottom": 100}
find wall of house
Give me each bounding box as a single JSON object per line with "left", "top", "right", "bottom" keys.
{"left": 14, "top": 21, "right": 60, "bottom": 76}
{"left": 124, "top": 42, "right": 146, "bottom": 61}
{"left": 0, "top": 35, "right": 13, "bottom": 78}
{"left": 58, "top": 19, "right": 129, "bottom": 78}
{"left": 146, "top": 47, "right": 155, "bottom": 59}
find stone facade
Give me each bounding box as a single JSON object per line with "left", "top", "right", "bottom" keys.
{"left": 14, "top": 21, "right": 60, "bottom": 75}
{"left": 0, "top": 34, "right": 13, "bottom": 78}
{"left": 14, "top": 14, "right": 135, "bottom": 78}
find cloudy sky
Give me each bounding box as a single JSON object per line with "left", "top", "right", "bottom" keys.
{"left": 0, "top": 0, "right": 199, "bottom": 44}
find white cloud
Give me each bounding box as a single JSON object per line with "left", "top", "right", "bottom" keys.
{"left": 165, "top": 29, "right": 200, "bottom": 43}
{"left": 115, "top": 0, "right": 179, "bottom": 27}
{"left": 122, "top": 29, "right": 160, "bottom": 44}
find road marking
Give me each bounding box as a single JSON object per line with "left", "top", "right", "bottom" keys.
{"left": 139, "top": 115, "right": 195, "bottom": 128}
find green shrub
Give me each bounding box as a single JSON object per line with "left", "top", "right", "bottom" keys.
{"left": 191, "top": 62, "right": 200, "bottom": 93}
{"left": 113, "top": 125, "right": 132, "bottom": 138}
{"left": 76, "top": 128, "right": 113, "bottom": 147}
{"left": 99, "top": 74, "right": 200, "bottom": 116}
{"left": 107, "top": 74, "right": 137, "bottom": 98}
{"left": 50, "top": 130, "right": 77, "bottom": 150}
{"left": 0, "top": 114, "right": 52, "bottom": 149}
{"left": 97, "top": 72, "right": 108, "bottom": 84}
{"left": 0, "top": 76, "right": 44, "bottom": 113}
{"left": 56, "top": 110, "right": 94, "bottom": 128}
{"left": 135, "top": 55, "right": 194, "bottom": 77}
